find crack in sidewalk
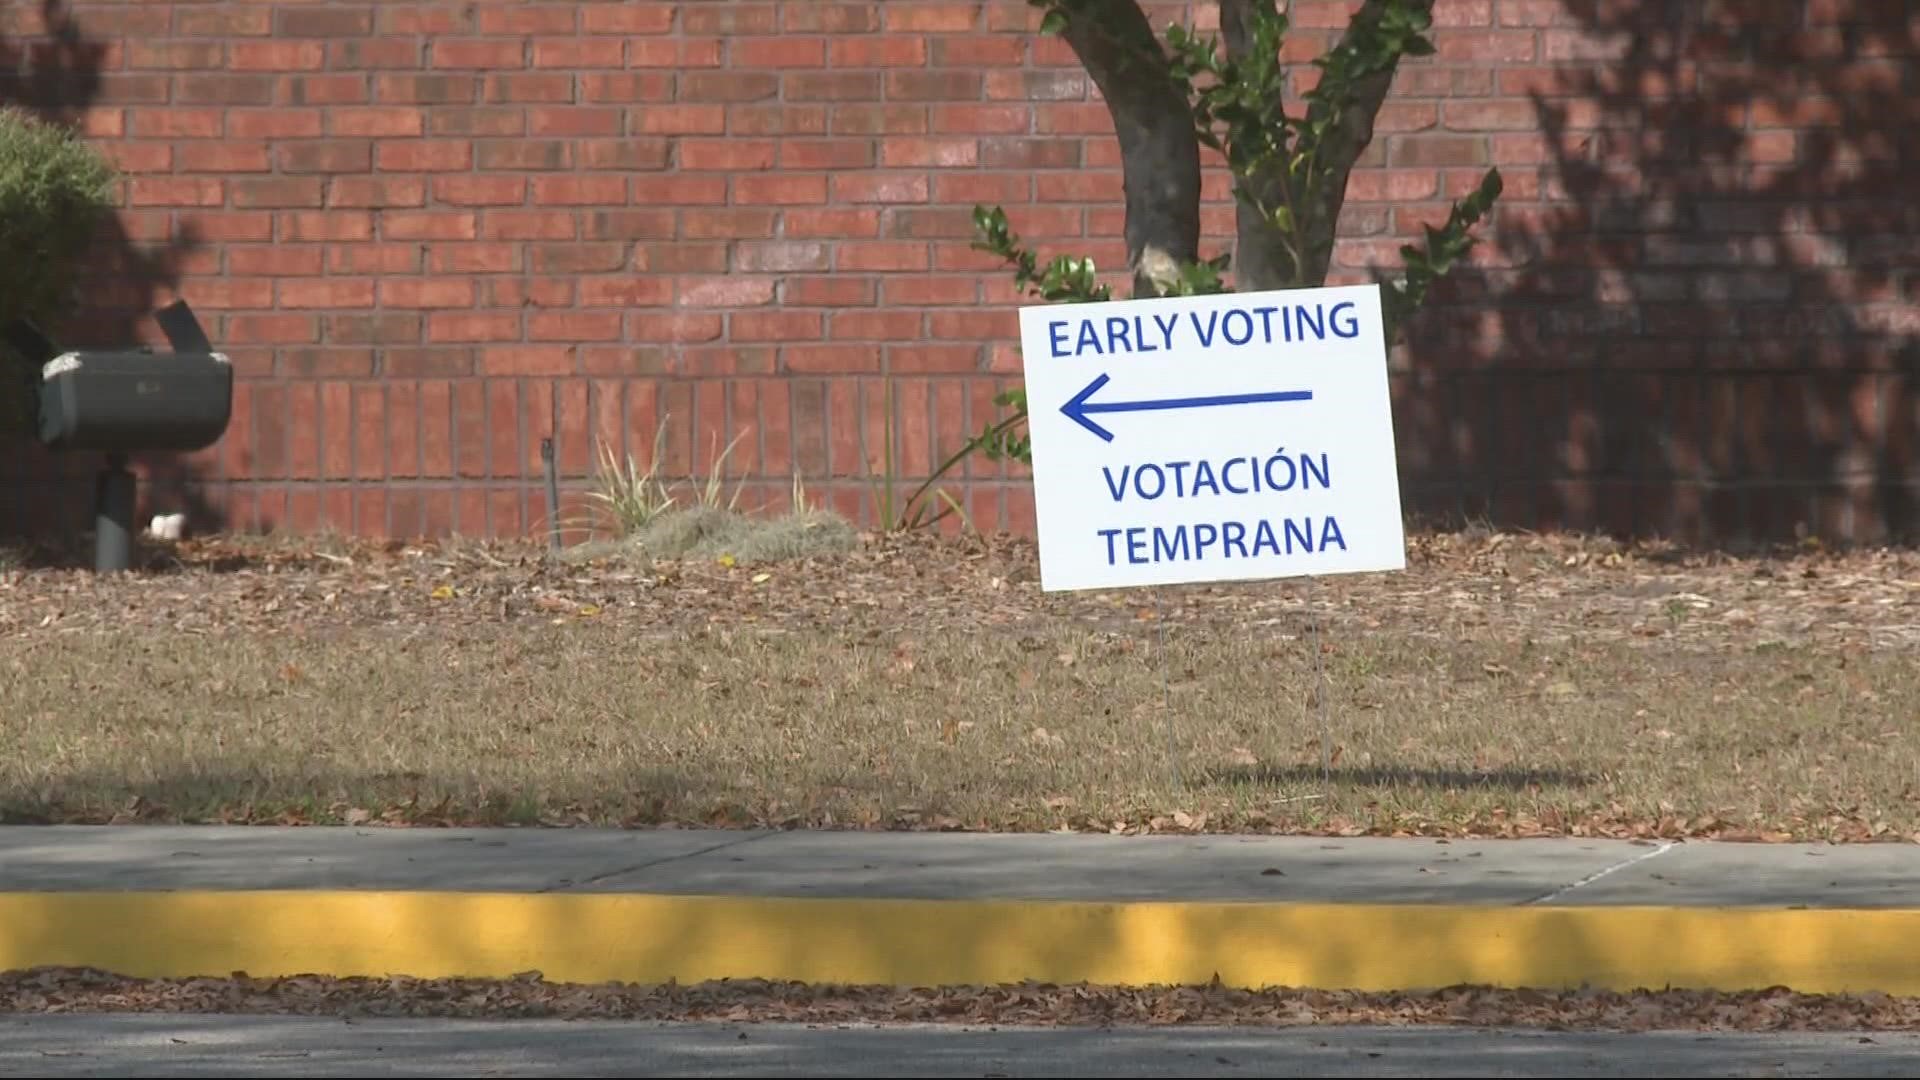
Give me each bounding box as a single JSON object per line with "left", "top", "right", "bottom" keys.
{"left": 1520, "top": 841, "right": 1679, "bottom": 906}
{"left": 540, "top": 832, "right": 780, "bottom": 893}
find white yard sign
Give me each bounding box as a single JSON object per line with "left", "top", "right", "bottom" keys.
{"left": 1018, "top": 283, "right": 1406, "bottom": 593}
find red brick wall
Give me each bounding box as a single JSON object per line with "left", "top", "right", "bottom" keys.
{"left": 3, "top": 1, "right": 1915, "bottom": 545}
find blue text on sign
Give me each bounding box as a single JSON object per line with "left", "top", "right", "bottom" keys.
{"left": 1047, "top": 300, "right": 1362, "bottom": 359}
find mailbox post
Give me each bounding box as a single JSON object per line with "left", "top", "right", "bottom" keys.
{"left": 4, "top": 300, "right": 233, "bottom": 572}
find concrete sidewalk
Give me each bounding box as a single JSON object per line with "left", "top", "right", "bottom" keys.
{"left": 5, "top": 827, "right": 1920, "bottom": 996}
{"left": 8, "top": 826, "right": 1920, "bottom": 907}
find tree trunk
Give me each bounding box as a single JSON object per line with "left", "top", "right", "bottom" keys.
{"left": 1223, "top": 0, "right": 1427, "bottom": 293}
{"left": 1218, "top": 0, "right": 1296, "bottom": 292}
{"left": 1056, "top": 3, "right": 1201, "bottom": 298}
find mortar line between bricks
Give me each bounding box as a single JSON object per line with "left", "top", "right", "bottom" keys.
{"left": 1519, "top": 841, "right": 1680, "bottom": 906}
{"left": 539, "top": 832, "right": 780, "bottom": 894}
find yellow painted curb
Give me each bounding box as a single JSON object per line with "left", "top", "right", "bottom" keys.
{"left": 4, "top": 892, "right": 1919, "bottom": 995}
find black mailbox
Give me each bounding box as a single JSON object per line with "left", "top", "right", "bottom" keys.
{"left": 4, "top": 300, "right": 233, "bottom": 571}
{"left": 38, "top": 347, "right": 233, "bottom": 453}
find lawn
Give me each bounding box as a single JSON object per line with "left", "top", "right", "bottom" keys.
{"left": 3, "top": 527, "right": 1917, "bottom": 840}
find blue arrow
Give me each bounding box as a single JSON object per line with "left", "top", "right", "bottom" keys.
{"left": 1059, "top": 373, "right": 1314, "bottom": 442}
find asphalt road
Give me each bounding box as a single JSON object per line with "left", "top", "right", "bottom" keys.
{"left": 2, "top": 1016, "right": 1916, "bottom": 1078}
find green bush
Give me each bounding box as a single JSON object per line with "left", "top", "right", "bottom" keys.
{"left": 0, "top": 106, "right": 121, "bottom": 434}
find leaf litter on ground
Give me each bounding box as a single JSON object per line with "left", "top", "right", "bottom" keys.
{"left": 7, "top": 968, "right": 1920, "bottom": 1033}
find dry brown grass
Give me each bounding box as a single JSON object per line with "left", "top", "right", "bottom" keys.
{"left": 563, "top": 505, "right": 859, "bottom": 565}
{"left": 3, "top": 549, "right": 1917, "bottom": 838}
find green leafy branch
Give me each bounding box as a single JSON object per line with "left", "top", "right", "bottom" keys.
{"left": 946, "top": 0, "right": 1504, "bottom": 498}
{"left": 1027, "top": 0, "right": 1497, "bottom": 302}
{"left": 961, "top": 205, "right": 1119, "bottom": 467}
{"left": 1382, "top": 166, "right": 1503, "bottom": 343}
{"left": 1164, "top": 13, "right": 1300, "bottom": 268}
{"left": 1163, "top": 1, "right": 1472, "bottom": 286}
{"left": 960, "top": 208, "right": 1239, "bottom": 469}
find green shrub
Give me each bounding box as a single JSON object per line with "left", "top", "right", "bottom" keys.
{"left": 0, "top": 107, "right": 121, "bottom": 434}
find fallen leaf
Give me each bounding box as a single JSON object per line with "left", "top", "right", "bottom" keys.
{"left": 750, "top": 572, "right": 772, "bottom": 584}
{"left": 430, "top": 584, "right": 455, "bottom": 600}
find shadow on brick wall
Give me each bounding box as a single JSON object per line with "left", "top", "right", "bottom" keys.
{"left": 1397, "top": 0, "right": 1916, "bottom": 548}
{"left": 1, "top": 0, "right": 207, "bottom": 550}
